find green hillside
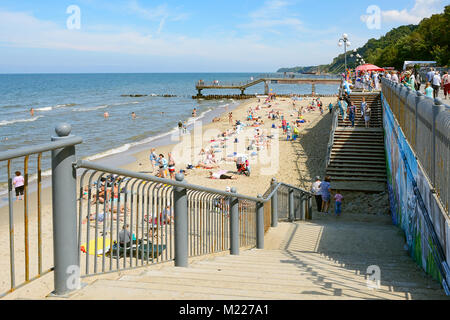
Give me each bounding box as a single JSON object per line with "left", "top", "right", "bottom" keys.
{"left": 278, "top": 5, "right": 449, "bottom": 73}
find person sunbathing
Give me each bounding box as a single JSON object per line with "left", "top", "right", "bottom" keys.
{"left": 82, "top": 209, "right": 124, "bottom": 225}
{"left": 209, "top": 170, "right": 238, "bottom": 180}
{"left": 196, "top": 162, "right": 220, "bottom": 169}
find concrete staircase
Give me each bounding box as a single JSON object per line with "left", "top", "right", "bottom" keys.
{"left": 327, "top": 93, "right": 386, "bottom": 192}
{"left": 64, "top": 216, "right": 448, "bottom": 300}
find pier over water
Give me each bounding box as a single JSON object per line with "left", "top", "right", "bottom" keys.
{"left": 195, "top": 75, "right": 341, "bottom": 97}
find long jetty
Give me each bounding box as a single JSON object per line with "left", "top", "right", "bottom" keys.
{"left": 194, "top": 76, "right": 342, "bottom": 99}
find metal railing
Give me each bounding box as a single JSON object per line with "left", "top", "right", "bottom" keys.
{"left": 75, "top": 160, "right": 312, "bottom": 279}
{"left": 381, "top": 78, "right": 450, "bottom": 213}
{"left": 0, "top": 124, "right": 82, "bottom": 298}
{"left": 0, "top": 124, "right": 313, "bottom": 297}
{"left": 325, "top": 105, "right": 339, "bottom": 167}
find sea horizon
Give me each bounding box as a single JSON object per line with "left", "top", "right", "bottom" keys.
{"left": 0, "top": 72, "right": 340, "bottom": 192}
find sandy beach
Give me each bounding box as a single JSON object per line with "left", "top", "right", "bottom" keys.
{"left": 0, "top": 95, "right": 337, "bottom": 298}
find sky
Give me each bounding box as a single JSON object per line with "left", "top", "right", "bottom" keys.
{"left": 0, "top": 0, "right": 447, "bottom": 73}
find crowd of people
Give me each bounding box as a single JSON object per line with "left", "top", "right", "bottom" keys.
{"left": 338, "top": 93, "right": 371, "bottom": 128}
{"left": 145, "top": 94, "right": 327, "bottom": 185}
{"left": 351, "top": 67, "right": 449, "bottom": 100}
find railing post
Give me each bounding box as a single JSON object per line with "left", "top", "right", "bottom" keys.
{"left": 271, "top": 178, "right": 278, "bottom": 227}
{"left": 299, "top": 195, "right": 305, "bottom": 220}
{"left": 307, "top": 196, "right": 313, "bottom": 220}
{"left": 230, "top": 187, "right": 239, "bottom": 255}
{"left": 256, "top": 195, "right": 264, "bottom": 249}
{"left": 432, "top": 99, "right": 445, "bottom": 187}
{"left": 174, "top": 173, "right": 188, "bottom": 267}
{"left": 415, "top": 91, "right": 424, "bottom": 149}
{"left": 51, "top": 124, "right": 79, "bottom": 296}
{"left": 289, "top": 189, "right": 294, "bottom": 222}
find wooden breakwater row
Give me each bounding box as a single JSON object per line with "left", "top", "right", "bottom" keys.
{"left": 192, "top": 94, "right": 339, "bottom": 100}
{"left": 121, "top": 94, "right": 177, "bottom": 98}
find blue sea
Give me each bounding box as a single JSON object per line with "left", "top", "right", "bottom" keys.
{"left": 0, "top": 73, "right": 340, "bottom": 190}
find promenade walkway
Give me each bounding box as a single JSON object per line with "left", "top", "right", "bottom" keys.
{"left": 60, "top": 214, "right": 448, "bottom": 300}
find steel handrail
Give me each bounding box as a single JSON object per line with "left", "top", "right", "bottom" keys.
{"left": 0, "top": 136, "right": 83, "bottom": 161}
{"left": 75, "top": 160, "right": 313, "bottom": 203}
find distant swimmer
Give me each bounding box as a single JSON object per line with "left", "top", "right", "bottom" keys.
{"left": 30, "top": 108, "right": 34, "bottom": 117}
{"left": 131, "top": 112, "right": 136, "bottom": 120}
{"left": 104, "top": 112, "right": 109, "bottom": 119}
{"left": 192, "top": 108, "right": 197, "bottom": 117}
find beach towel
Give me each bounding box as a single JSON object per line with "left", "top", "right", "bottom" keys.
{"left": 81, "top": 238, "right": 111, "bottom": 256}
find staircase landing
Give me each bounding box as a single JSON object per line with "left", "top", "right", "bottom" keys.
{"left": 62, "top": 215, "right": 448, "bottom": 300}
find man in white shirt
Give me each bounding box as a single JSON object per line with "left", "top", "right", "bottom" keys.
{"left": 432, "top": 71, "right": 441, "bottom": 99}
{"left": 391, "top": 72, "right": 399, "bottom": 83}
{"left": 311, "top": 176, "right": 322, "bottom": 212}
{"left": 386, "top": 73, "right": 392, "bottom": 81}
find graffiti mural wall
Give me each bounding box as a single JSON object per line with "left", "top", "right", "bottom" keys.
{"left": 382, "top": 93, "right": 450, "bottom": 290}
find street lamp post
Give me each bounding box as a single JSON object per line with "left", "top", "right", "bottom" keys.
{"left": 338, "top": 34, "right": 351, "bottom": 77}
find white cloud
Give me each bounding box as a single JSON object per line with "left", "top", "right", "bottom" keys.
{"left": 0, "top": 9, "right": 341, "bottom": 71}
{"left": 240, "top": 0, "right": 304, "bottom": 31}
{"left": 127, "top": 0, "right": 189, "bottom": 34}
{"left": 361, "top": 0, "right": 444, "bottom": 25}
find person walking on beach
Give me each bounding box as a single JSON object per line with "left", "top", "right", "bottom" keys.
{"left": 328, "top": 103, "right": 333, "bottom": 114}
{"left": 178, "top": 120, "right": 183, "bottom": 136}
{"left": 432, "top": 71, "right": 441, "bottom": 99}
{"left": 311, "top": 176, "right": 322, "bottom": 212}
{"left": 157, "top": 154, "right": 168, "bottom": 178}
{"left": 228, "top": 112, "right": 233, "bottom": 125}
{"left": 319, "top": 176, "right": 331, "bottom": 214}
{"left": 149, "top": 148, "right": 158, "bottom": 172}
{"left": 13, "top": 171, "right": 25, "bottom": 201}
{"left": 192, "top": 108, "right": 197, "bottom": 117}
{"left": 334, "top": 191, "right": 344, "bottom": 217}
{"left": 168, "top": 152, "right": 176, "bottom": 180}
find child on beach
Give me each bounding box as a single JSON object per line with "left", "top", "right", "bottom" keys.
{"left": 334, "top": 191, "right": 344, "bottom": 216}
{"left": 13, "top": 171, "right": 25, "bottom": 201}
{"left": 168, "top": 152, "right": 176, "bottom": 180}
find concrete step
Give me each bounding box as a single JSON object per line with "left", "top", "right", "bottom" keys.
{"left": 138, "top": 264, "right": 445, "bottom": 299}
{"left": 328, "top": 164, "right": 386, "bottom": 170}
{"left": 331, "top": 153, "right": 386, "bottom": 159}
{"left": 331, "top": 148, "right": 385, "bottom": 154}
{"left": 203, "top": 253, "right": 429, "bottom": 274}
{"left": 71, "top": 278, "right": 369, "bottom": 300}
{"left": 326, "top": 171, "right": 387, "bottom": 178}
{"left": 329, "top": 159, "right": 385, "bottom": 165}
{"left": 326, "top": 167, "right": 386, "bottom": 173}
{"left": 328, "top": 176, "right": 387, "bottom": 183}
{"left": 117, "top": 272, "right": 444, "bottom": 300}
